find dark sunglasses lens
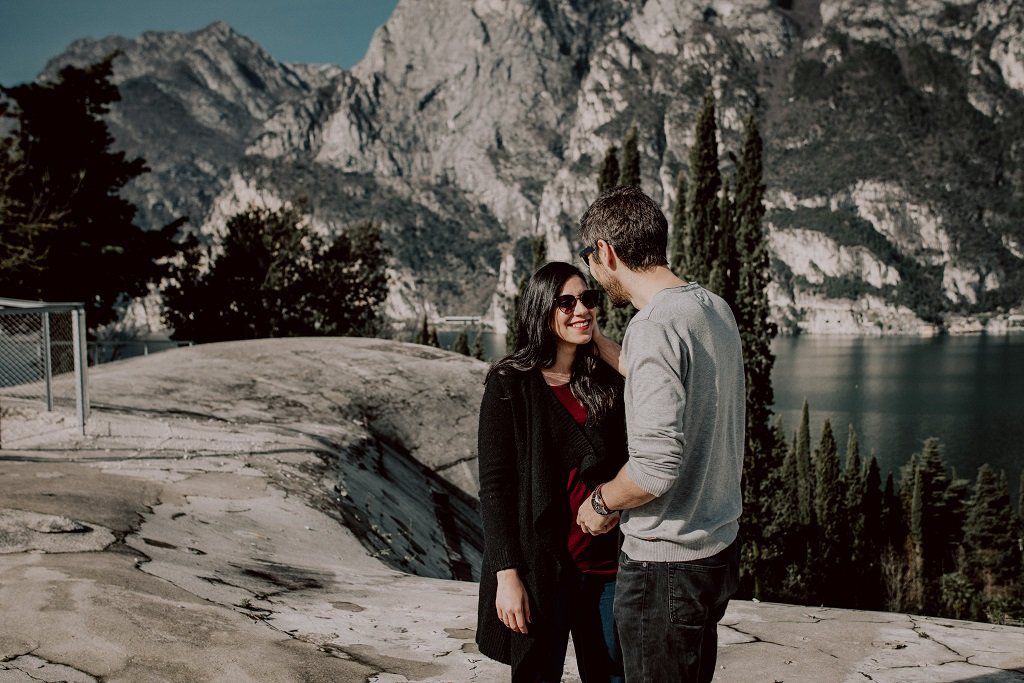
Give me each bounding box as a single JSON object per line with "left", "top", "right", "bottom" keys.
{"left": 555, "top": 295, "right": 576, "bottom": 313}
{"left": 581, "top": 290, "right": 600, "bottom": 309}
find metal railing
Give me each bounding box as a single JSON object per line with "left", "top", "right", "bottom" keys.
{"left": 0, "top": 297, "right": 89, "bottom": 434}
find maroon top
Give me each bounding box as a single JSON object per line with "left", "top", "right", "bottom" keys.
{"left": 549, "top": 383, "right": 618, "bottom": 577}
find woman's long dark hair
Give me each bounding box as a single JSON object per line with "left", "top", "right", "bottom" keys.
{"left": 487, "top": 261, "right": 620, "bottom": 424}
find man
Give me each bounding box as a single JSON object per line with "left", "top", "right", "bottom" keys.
{"left": 575, "top": 186, "right": 745, "bottom": 682}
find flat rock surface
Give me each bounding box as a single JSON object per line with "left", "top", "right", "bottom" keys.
{"left": 2, "top": 339, "right": 1023, "bottom": 682}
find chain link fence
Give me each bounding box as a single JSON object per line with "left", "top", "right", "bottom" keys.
{"left": 0, "top": 298, "right": 89, "bottom": 436}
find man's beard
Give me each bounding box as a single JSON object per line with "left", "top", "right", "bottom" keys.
{"left": 603, "top": 273, "right": 632, "bottom": 307}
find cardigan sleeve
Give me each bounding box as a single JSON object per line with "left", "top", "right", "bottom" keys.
{"left": 477, "top": 376, "right": 524, "bottom": 573}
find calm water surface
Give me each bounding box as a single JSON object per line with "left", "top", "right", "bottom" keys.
{"left": 444, "top": 331, "right": 1024, "bottom": 495}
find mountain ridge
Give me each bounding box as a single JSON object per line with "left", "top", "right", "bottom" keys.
{"left": 36, "top": 1, "right": 1024, "bottom": 335}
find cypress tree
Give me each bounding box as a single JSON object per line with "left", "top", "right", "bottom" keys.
{"left": 620, "top": 124, "right": 641, "bottom": 188}
{"left": 683, "top": 90, "right": 722, "bottom": 284}
{"left": 669, "top": 170, "right": 687, "bottom": 275}
{"left": 597, "top": 145, "right": 620, "bottom": 194}
{"left": 427, "top": 326, "right": 441, "bottom": 349}
{"left": 861, "top": 455, "right": 885, "bottom": 609}
{"left": 707, "top": 179, "right": 737, "bottom": 306}
{"left": 883, "top": 472, "right": 906, "bottom": 552}
{"left": 765, "top": 438, "right": 806, "bottom": 603}
{"left": 597, "top": 129, "right": 640, "bottom": 343}
{"left": 472, "top": 328, "right": 486, "bottom": 360}
{"left": 451, "top": 328, "right": 470, "bottom": 355}
{"left": 416, "top": 315, "right": 431, "bottom": 346}
{"left": 506, "top": 236, "right": 547, "bottom": 351}
{"left": 796, "top": 400, "right": 814, "bottom": 527}
{"left": 814, "top": 419, "right": 845, "bottom": 604}
{"left": 733, "top": 113, "right": 777, "bottom": 584}
{"left": 909, "top": 438, "right": 955, "bottom": 613}
{"left": 843, "top": 425, "right": 866, "bottom": 601}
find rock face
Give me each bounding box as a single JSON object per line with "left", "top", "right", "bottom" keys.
{"left": 40, "top": 0, "right": 1024, "bottom": 334}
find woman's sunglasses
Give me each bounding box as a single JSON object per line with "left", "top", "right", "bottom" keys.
{"left": 554, "top": 289, "right": 601, "bottom": 315}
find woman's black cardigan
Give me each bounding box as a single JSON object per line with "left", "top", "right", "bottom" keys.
{"left": 475, "top": 366, "right": 628, "bottom": 671}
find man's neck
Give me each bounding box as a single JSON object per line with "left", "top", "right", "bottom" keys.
{"left": 623, "top": 266, "right": 689, "bottom": 310}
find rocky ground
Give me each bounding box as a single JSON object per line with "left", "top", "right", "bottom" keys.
{"left": 2, "top": 339, "right": 1023, "bottom": 682}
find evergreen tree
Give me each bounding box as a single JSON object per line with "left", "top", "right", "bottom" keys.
{"left": 597, "top": 145, "right": 620, "bottom": 194}
{"left": 683, "top": 90, "right": 721, "bottom": 284}
{"left": 861, "top": 455, "right": 885, "bottom": 609}
{"left": 472, "top": 328, "right": 486, "bottom": 360}
{"left": 427, "top": 326, "right": 441, "bottom": 348}
{"left": 506, "top": 236, "right": 547, "bottom": 351}
{"left": 669, "top": 170, "right": 687, "bottom": 274}
{"left": 796, "top": 400, "right": 814, "bottom": 527}
{"left": 708, "top": 178, "right": 739, "bottom": 309}
{"left": 451, "top": 327, "right": 471, "bottom": 356}
{"left": 416, "top": 315, "right": 431, "bottom": 346}
{"left": 595, "top": 126, "right": 642, "bottom": 343}
{"left": 963, "top": 465, "right": 1021, "bottom": 617}
{"left": 620, "top": 124, "right": 641, "bottom": 188}
{"left": 814, "top": 419, "right": 846, "bottom": 604}
{"left": 842, "top": 425, "right": 866, "bottom": 603}
{"left": 732, "top": 113, "right": 777, "bottom": 596}
{"left": 883, "top": 472, "right": 906, "bottom": 552}
{"left": 908, "top": 438, "right": 956, "bottom": 613}
{"left": 1, "top": 54, "right": 175, "bottom": 329}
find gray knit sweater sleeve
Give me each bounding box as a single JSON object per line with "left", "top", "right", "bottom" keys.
{"left": 622, "top": 319, "right": 689, "bottom": 497}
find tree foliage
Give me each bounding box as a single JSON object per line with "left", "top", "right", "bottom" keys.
{"left": 162, "top": 206, "right": 389, "bottom": 342}
{"left": 0, "top": 54, "right": 175, "bottom": 329}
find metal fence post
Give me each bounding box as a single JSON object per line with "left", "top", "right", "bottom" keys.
{"left": 71, "top": 308, "right": 89, "bottom": 433}
{"left": 42, "top": 312, "right": 53, "bottom": 411}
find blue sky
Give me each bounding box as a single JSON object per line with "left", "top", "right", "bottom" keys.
{"left": 0, "top": 0, "right": 400, "bottom": 86}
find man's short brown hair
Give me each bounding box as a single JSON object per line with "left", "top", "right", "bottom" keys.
{"left": 578, "top": 186, "right": 669, "bottom": 271}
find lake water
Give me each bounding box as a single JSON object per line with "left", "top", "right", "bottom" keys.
{"left": 441, "top": 330, "right": 1024, "bottom": 497}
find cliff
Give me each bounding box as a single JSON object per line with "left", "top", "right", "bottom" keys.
{"left": 38, "top": 1, "right": 1024, "bottom": 335}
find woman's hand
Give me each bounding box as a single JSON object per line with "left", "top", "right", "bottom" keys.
{"left": 495, "top": 568, "right": 532, "bottom": 634}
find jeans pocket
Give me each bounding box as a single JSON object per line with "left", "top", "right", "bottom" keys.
{"left": 668, "top": 562, "right": 729, "bottom": 625}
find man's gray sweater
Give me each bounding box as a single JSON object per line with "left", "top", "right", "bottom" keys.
{"left": 620, "top": 282, "right": 745, "bottom": 562}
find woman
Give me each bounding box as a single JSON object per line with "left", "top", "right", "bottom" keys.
{"left": 476, "top": 261, "right": 626, "bottom": 682}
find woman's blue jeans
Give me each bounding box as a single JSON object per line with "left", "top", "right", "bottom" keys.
{"left": 521, "top": 571, "right": 624, "bottom": 683}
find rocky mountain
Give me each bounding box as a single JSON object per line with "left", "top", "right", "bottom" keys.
{"left": 40, "top": 0, "right": 1024, "bottom": 335}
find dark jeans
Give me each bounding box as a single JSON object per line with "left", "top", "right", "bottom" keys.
{"left": 613, "top": 541, "right": 739, "bottom": 683}
{"left": 516, "top": 571, "right": 625, "bottom": 683}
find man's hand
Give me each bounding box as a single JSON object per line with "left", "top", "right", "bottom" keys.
{"left": 577, "top": 494, "right": 620, "bottom": 536}
{"left": 495, "top": 569, "right": 532, "bottom": 634}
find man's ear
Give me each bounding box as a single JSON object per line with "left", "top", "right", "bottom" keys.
{"left": 597, "top": 239, "right": 616, "bottom": 269}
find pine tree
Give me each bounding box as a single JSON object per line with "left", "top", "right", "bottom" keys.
{"left": 1, "top": 54, "right": 175, "bottom": 329}
{"left": 796, "top": 400, "right": 814, "bottom": 527}
{"left": 620, "top": 124, "right": 641, "bottom": 188}
{"left": 472, "top": 328, "right": 486, "bottom": 360}
{"left": 669, "top": 170, "right": 687, "bottom": 274}
{"left": 598, "top": 145, "right": 620, "bottom": 194}
{"left": 451, "top": 327, "right": 470, "bottom": 355}
{"left": 814, "top": 419, "right": 846, "bottom": 604}
{"left": 683, "top": 90, "right": 722, "bottom": 284}
{"left": 963, "top": 465, "right": 1020, "bottom": 615}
